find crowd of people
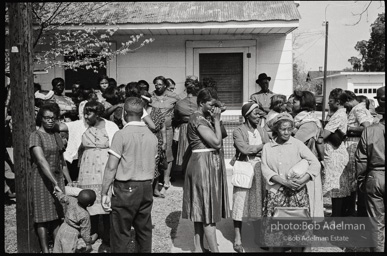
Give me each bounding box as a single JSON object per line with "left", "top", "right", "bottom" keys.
{"left": 4, "top": 72, "right": 385, "bottom": 253}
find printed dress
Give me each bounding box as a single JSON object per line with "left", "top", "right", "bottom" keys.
{"left": 30, "top": 130, "right": 65, "bottom": 223}
{"left": 182, "top": 112, "right": 230, "bottom": 224}
{"left": 232, "top": 129, "right": 265, "bottom": 221}
{"left": 78, "top": 126, "right": 110, "bottom": 215}
{"left": 149, "top": 107, "right": 165, "bottom": 178}
{"left": 323, "top": 108, "right": 350, "bottom": 197}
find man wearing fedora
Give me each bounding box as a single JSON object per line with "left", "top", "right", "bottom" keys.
{"left": 250, "top": 73, "right": 275, "bottom": 119}
{"left": 355, "top": 86, "right": 385, "bottom": 252}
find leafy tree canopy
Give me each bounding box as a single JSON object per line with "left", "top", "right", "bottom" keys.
{"left": 348, "top": 12, "right": 385, "bottom": 71}
{"left": 5, "top": 2, "right": 154, "bottom": 72}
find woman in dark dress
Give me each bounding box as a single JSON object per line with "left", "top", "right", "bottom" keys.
{"left": 182, "top": 88, "right": 230, "bottom": 252}
{"left": 29, "top": 103, "right": 72, "bottom": 253}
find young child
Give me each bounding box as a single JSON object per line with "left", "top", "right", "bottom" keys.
{"left": 53, "top": 188, "right": 96, "bottom": 253}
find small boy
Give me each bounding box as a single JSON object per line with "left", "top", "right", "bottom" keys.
{"left": 53, "top": 188, "right": 96, "bottom": 253}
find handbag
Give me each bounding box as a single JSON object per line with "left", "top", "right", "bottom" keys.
{"left": 273, "top": 207, "right": 311, "bottom": 219}
{"left": 231, "top": 153, "right": 254, "bottom": 189}
{"left": 273, "top": 193, "right": 311, "bottom": 219}
{"left": 326, "top": 128, "right": 346, "bottom": 148}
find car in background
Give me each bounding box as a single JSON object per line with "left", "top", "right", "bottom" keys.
{"left": 315, "top": 95, "right": 323, "bottom": 111}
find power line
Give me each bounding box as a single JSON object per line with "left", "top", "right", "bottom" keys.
{"left": 294, "top": 34, "right": 325, "bottom": 59}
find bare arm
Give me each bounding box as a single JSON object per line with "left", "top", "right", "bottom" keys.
{"left": 197, "top": 107, "right": 222, "bottom": 150}
{"left": 348, "top": 121, "right": 371, "bottom": 136}
{"left": 101, "top": 154, "right": 120, "bottom": 195}
{"left": 161, "top": 122, "right": 167, "bottom": 151}
{"left": 143, "top": 115, "right": 156, "bottom": 131}
{"left": 61, "top": 154, "right": 72, "bottom": 184}
{"left": 104, "top": 104, "right": 122, "bottom": 118}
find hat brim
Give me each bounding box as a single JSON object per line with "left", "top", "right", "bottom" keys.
{"left": 256, "top": 77, "right": 271, "bottom": 84}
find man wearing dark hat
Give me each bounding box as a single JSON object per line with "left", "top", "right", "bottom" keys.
{"left": 250, "top": 73, "right": 275, "bottom": 119}
{"left": 355, "top": 86, "right": 385, "bottom": 252}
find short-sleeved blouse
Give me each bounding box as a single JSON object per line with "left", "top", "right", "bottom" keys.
{"left": 347, "top": 102, "right": 373, "bottom": 128}
{"left": 325, "top": 108, "right": 348, "bottom": 134}
{"left": 187, "top": 111, "right": 214, "bottom": 150}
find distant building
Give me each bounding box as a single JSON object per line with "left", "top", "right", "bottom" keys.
{"left": 32, "top": 1, "right": 301, "bottom": 109}
{"left": 312, "top": 72, "right": 385, "bottom": 107}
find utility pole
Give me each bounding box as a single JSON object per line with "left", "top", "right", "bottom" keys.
{"left": 322, "top": 20, "right": 329, "bottom": 122}
{"left": 8, "top": 2, "right": 40, "bottom": 252}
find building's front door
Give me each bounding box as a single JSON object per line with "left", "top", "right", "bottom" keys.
{"left": 199, "top": 53, "right": 243, "bottom": 108}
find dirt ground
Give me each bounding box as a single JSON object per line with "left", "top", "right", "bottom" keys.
{"left": 4, "top": 175, "right": 370, "bottom": 253}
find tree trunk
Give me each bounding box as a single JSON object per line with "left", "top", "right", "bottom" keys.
{"left": 8, "top": 3, "right": 40, "bottom": 253}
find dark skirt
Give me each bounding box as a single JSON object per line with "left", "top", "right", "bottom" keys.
{"left": 182, "top": 150, "right": 230, "bottom": 224}
{"left": 176, "top": 123, "right": 189, "bottom": 166}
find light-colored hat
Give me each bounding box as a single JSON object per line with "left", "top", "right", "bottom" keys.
{"left": 272, "top": 112, "right": 294, "bottom": 125}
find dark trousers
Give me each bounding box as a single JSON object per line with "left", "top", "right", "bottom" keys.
{"left": 66, "top": 160, "right": 79, "bottom": 182}
{"left": 110, "top": 180, "right": 153, "bottom": 253}
{"left": 357, "top": 186, "right": 368, "bottom": 217}
{"left": 331, "top": 193, "right": 356, "bottom": 217}
{"left": 365, "top": 171, "right": 385, "bottom": 252}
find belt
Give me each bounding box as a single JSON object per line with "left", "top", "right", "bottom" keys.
{"left": 192, "top": 148, "right": 217, "bottom": 153}
{"left": 115, "top": 179, "right": 152, "bottom": 183}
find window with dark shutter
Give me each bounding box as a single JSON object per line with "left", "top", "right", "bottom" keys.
{"left": 199, "top": 53, "right": 243, "bottom": 108}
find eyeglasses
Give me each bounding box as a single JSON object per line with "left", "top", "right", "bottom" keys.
{"left": 42, "top": 116, "right": 57, "bottom": 121}
{"left": 154, "top": 83, "right": 164, "bottom": 86}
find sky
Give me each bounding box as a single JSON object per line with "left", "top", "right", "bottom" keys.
{"left": 294, "top": 1, "right": 385, "bottom": 72}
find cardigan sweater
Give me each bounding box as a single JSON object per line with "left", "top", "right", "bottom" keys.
{"left": 230, "top": 123, "right": 270, "bottom": 164}
{"left": 63, "top": 118, "right": 119, "bottom": 163}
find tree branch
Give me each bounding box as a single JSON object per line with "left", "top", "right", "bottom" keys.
{"left": 349, "top": 1, "right": 373, "bottom": 26}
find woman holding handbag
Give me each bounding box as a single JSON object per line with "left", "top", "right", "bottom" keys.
{"left": 261, "top": 112, "right": 323, "bottom": 252}
{"left": 231, "top": 102, "right": 270, "bottom": 253}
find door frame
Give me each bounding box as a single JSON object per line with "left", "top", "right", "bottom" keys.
{"left": 186, "top": 40, "right": 256, "bottom": 105}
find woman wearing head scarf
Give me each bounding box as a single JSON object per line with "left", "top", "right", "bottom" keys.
{"left": 231, "top": 102, "right": 270, "bottom": 252}
{"left": 261, "top": 112, "right": 323, "bottom": 252}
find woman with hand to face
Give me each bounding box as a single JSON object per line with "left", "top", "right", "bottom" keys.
{"left": 182, "top": 88, "right": 230, "bottom": 253}
{"left": 30, "top": 103, "right": 72, "bottom": 253}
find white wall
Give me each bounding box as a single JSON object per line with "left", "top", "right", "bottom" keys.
{"left": 35, "top": 33, "right": 294, "bottom": 101}
{"left": 256, "top": 33, "right": 293, "bottom": 98}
